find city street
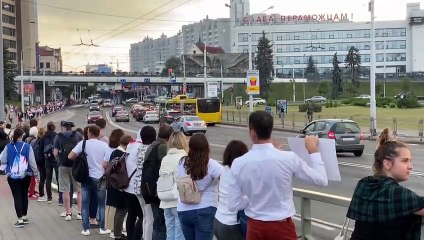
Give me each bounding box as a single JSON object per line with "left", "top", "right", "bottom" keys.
{"left": 47, "top": 106, "right": 424, "bottom": 239}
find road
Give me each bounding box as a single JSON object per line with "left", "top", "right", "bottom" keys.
{"left": 40, "top": 106, "right": 424, "bottom": 239}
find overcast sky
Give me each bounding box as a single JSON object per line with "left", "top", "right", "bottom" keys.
{"left": 37, "top": 0, "right": 424, "bottom": 72}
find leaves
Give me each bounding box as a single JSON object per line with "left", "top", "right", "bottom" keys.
{"left": 331, "top": 53, "right": 343, "bottom": 99}
{"left": 255, "top": 31, "right": 274, "bottom": 100}
{"left": 344, "top": 46, "right": 361, "bottom": 88}
{"left": 3, "top": 48, "right": 18, "bottom": 100}
{"left": 305, "top": 56, "right": 317, "bottom": 80}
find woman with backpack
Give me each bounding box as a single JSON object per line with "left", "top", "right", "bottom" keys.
{"left": 26, "top": 126, "right": 41, "bottom": 200}
{"left": 158, "top": 132, "right": 188, "bottom": 240}
{"left": 177, "top": 133, "right": 224, "bottom": 240}
{"left": 0, "top": 128, "right": 39, "bottom": 228}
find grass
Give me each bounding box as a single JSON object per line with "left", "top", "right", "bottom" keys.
{"left": 222, "top": 105, "right": 424, "bottom": 132}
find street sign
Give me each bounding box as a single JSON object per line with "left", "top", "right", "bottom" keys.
{"left": 144, "top": 78, "right": 150, "bottom": 83}
{"left": 120, "top": 79, "right": 127, "bottom": 84}
{"left": 207, "top": 82, "right": 219, "bottom": 98}
{"left": 246, "top": 70, "right": 260, "bottom": 95}
{"left": 132, "top": 82, "right": 137, "bottom": 89}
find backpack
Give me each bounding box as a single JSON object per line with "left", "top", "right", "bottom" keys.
{"left": 105, "top": 152, "right": 137, "bottom": 190}
{"left": 72, "top": 140, "right": 89, "bottom": 183}
{"left": 28, "top": 137, "right": 41, "bottom": 164}
{"left": 157, "top": 169, "right": 178, "bottom": 202}
{"left": 60, "top": 131, "right": 78, "bottom": 160}
{"left": 43, "top": 134, "right": 55, "bottom": 160}
{"left": 9, "top": 144, "right": 29, "bottom": 179}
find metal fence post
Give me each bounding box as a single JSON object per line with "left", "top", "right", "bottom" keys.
{"left": 301, "top": 197, "right": 315, "bottom": 240}
{"left": 370, "top": 117, "right": 377, "bottom": 136}
{"left": 232, "top": 111, "right": 235, "bottom": 122}
{"left": 392, "top": 118, "right": 397, "bottom": 137}
{"left": 419, "top": 119, "right": 423, "bottom": 142}
{"left": 239, "top": 111, "right": 241, "bottom": 123}
{"left": 292, "top": 112, "right": 295, "bottom": 129}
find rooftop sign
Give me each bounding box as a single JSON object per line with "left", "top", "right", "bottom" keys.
{"left": 241, "top": 13, "right": 352, "bottom": 25}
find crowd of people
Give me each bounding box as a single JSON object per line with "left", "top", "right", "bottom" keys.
{"left": 4, "top": 100, "right": 66, "bottom": 125}
{"left": 0, "top": 108, "right": 422, "bottom": 240}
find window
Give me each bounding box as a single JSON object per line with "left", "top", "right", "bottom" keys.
{"left": 40, "top": 62, "right": 44, "bottom": 69}
{"left": 3, "top": 27, "right": 15, "bottom": 37}
{"left": 46, "top": 62, "right": 51, "bottom": 68}
{"left": 2, "top": 3, "right": 15, "bottom": 13}
{"left": 2, "top": 15, "right": 15, "bottom": 25}
{"left": 347, "top": 34, "right": 352, "bottom": 38}
{"left": 294, "top": 35, "right": 299, "bottom": 40}
{"left": 332, "top": 122, "right": 360, "bottom": 134}
{"left": 197, "top": 99, "right": 220, "bottom": 113}
{"left": 314, "top": 122, "right": 328, "bottom": 132}
{"left": 3, "top": 39, "right": 16, "bottom": 49}
{"left": 238, "top": 33, "right": 248, "bottom": 42}
{"left": 329, "top": 35, "right": 334, "bottom": 39}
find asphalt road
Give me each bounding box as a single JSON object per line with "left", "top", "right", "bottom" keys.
{"left": 38, "top": 106, "right": 424, "bottom": 239}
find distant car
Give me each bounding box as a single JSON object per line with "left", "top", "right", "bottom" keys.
{"left": 89, "top": 104, "right": 100, "bottom": 112}
{"left": 394, "top": 92, "right": 413, "bottom": 99}
{"left": 171, "top": 115, "right": 207, "bottom": 135}
{"left": 154, "top": 96, "right": 167, "bottom": 103}
{"left": 306, "top": 96, "right": 327, "bottom": 103}
{"left": 90, "top": 100, "right": 99, "bottom": 105}
{"left": 103, "top": 99, "right": 113, "bottom": 107}
{"left": 300, "top": 119, "right": 364, "bottom": 157}
{"left": 245, "top": 98, "right": 266, "bottom": 106}
{"left": 143, "top": 111, "right": 159, "bottom": 123}
{"left": 133, "top": 108, "right": 147, "bottom": 121}
{"left": 124, "top": 98, "right": 139, "bottom": 105}
{"left": 159, "top": 110, "right": 181, "bottom": 125}
{"left": 115, "top": 110, "right": 130, "bottom": 122}
{"left": 355, "top": 94, "right": 371, "bottom": 99}
{"left": 111, "top": 106, "right": 123, "bottom": 117}
{"left": 87, "top": 111, "right": 103, "bottom": 124}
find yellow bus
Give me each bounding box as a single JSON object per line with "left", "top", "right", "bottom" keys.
{"left": 162, "top": 95, "right": 222, "bottom": 125}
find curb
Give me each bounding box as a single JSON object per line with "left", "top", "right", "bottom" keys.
{"left": 219, "top": 122, "right": 424, "bottom": 145}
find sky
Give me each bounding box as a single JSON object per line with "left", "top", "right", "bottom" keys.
{"left": 37, "top": 0, "right": 424, "bottom": 72}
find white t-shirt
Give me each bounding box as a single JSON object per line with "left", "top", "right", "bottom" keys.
{"left": 215, "top": 166, "right": 239, "bottom": 225}
{"left": 124, "top": 142, "right": 149, "bottom": 195}
{"left": 177, "top": 158, "right": 223, "bottom": 212}
{"left": 72, "top": 139, "right": 109, "bottom": 179}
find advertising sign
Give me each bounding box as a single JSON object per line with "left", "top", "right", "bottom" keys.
{"left": 24, "top": 83, "right": 35, "bottom": 94}
{"left": 246, "top": 70, "right": 260, "bottom": 95}
{"left": 207, "top": 82, "right": 219, "bottom": 98}
{"left": 241, "top": 13, "right": 352, "bottom": 25}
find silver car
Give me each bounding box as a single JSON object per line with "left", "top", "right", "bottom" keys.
{"left": 300, "top": 119, "right": 364, "bottom": 157}
{"left": 171, "top": 115, "right": 207, "bottom": 135}
{"left": 115, "top": 110, "right": 130, "bottom": 122}
{"left": 306, "top": 96, "right": 327, "bottom": 103}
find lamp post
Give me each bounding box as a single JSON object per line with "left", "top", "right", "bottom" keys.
{"left": 20, "top": 46, "right": 33, "bottom": 111}
{"left": 369, "top": 0, "right": 377, "bottom": 136}
{"left": 0, "top": 0, "right": 4, "bottom": 120}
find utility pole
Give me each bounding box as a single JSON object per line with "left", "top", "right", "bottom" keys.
{"left": 183, "top": 55, "right": 186, "bottom": 94}
{"left": 0, "top": 0, "right": 4, "bottom": 120}
{"left": 204, "top": 44, "right": 207, "bottom": 98}
{"left": 369, "top": 0, "right": 377, "bottom": 136}
{"left": 248, "top": 30, "right": 253, "bottom": 113}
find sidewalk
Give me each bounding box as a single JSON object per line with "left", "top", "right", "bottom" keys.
{"left": 0, "top": 175, "right": 109, "bottom": 240}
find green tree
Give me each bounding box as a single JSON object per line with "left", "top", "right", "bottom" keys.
{"left": 344, "top": 82, "right": 359, "bottom": 97}
{"left": 376, "top": 83, "right": 383, "bottom": 97}
{"left": 255, "top": 31, "right": 274, "bottom": 99}
{"left": 345, "top": 46, "right": 361, "bottom": 88}
{"left": 305, "top": 55, "right": 317, "bottom": 81}
{"left": 82, "top": 86, "right": 97, "bottom": 98}
{"left": 317, "top": 81, "right": 331, "bottom": 96}
{"left": 161, "top": 56, "right": 182, "bottom": 77}
{"left": 3, "top": 48, "right": 18, "bottom": 100}
{"left": 331, "top": 53, "right": 343, "bottom": 99}
{"left": 401, "top": 77, "right": 411, "bottom": 92}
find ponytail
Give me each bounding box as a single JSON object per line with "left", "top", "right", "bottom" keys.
{"left": 12, "top": 128, "right": 24, "bottom": 144}
{"left": 373, "top": 128, "right": 407, "bottom": 174}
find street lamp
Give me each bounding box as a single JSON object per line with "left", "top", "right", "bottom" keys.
{"left": 20, "top": 46, "right": 33, "bottom": 111}
{"left": 369, "top": 0, "right": 377, "bottom": 136}
{"left": 0, "top": 1, "right": 5, "bottom": 120}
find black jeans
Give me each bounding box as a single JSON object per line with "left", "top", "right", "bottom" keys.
{"left": 124, "top": 192, "right": 143, "bottom": 240}
{"left": 45, "top": 161, "right": 60, "bottom": 200}
{"left": 8, "top": 176, "right": 31, "bottom": 218}
{"left": 151, "top": 200, "right": 166, "bottom": 240}
{"left": 37, "top": 162, "right": 46, "bottom": 197}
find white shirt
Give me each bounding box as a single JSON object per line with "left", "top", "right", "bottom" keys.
{"left": 124, "top": 142, "right": 149, "bottom": 195}
{"left": 215, "top": 166, "right": 239, "bottom": 225}
{"left": 72, "top": 139, "right": 109, "bottom": 179}
{"left": 177, "top": 158, "right": 224, "bottom": 212}
{"left": 228, "top": 143, "right": 328, "bottom": 221}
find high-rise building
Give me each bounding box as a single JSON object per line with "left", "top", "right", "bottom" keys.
{"left": 2, "top": 0, "right": 38, "bottom": 72}
{"left": 39, "top": 46, "right": 62, "bottom": 72}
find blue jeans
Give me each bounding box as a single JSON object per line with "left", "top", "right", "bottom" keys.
{"left": 81, "top": 177, "right": 106, "bottom": 231}
{"left": 164, "top": 208, "right": 184, "bottom": 240}
{"left": 178, "top": 207, "right": 216, "bottom": 240}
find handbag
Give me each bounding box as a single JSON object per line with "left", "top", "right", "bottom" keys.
{"left": 98, "top": 175, "right": 107, "bottom": 190}
{"left": 334, "top": 217, "right": 351, "bottom": 240}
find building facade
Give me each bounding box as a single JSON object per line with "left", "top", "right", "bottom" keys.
{"left": 86, "top": 64, "right": 112, "bottom": 74}
{"left": 2, "top": 0, "right": 38, "bottom": 71}
{"left": 39, "top": 46, "right": 62, "bottom": 72}
{"left": 230, "top": 1, "right": 424, "bottom": 77}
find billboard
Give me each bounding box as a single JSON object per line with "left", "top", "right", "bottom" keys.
{"left": 246, "top": 70, "right": 260, "bottom": 95}
{"left": 207, "top": 82, "right": 219, "bottom": 98}
{"left": 24, "top": 83, "right": 35, "bottom": 94}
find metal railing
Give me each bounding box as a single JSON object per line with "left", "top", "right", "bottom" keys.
{"left": 294, "top": 188, "right": 351, "bottom": 240}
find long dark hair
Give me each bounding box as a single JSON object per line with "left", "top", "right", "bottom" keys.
{"left": 12, "top": 128, "right": 24, "bottom": 144}
{"left": 109, "top": 129, "right": 125, "bottom": 148}
{"left": 223, "top": 140, "right": 248, "bottom": 167}
{"left": 183, "top": 133, "right": 210, "bottom": 180}
{"left": 373, "top": 128, "right": 407, "bottom": 175}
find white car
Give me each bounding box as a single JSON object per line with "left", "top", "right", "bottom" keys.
{"left": 245, "top": 98, "right": 266, "bottom": 106}
{"left": 143, "top": 111, "right": 159, "bottom": 123}
{"left": 356, "top": 94, "right": 371, "bottom": 99}
{"left": 103, "top": 99, "right": 113, "bottom": 107}
{"left": 171, "top": 115, "right": 207, "bottom": 135}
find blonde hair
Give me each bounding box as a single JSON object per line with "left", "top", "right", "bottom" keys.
{"left": 168, "top": 132, "right": 189, "bottom": 153}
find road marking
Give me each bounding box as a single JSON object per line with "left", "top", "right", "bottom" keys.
{"left": 292, "top": 215, "right": 336, "bottom": 231}
{"left": 339, "top": 161, "right": 424, "bottom": 177}
{"left": 106, "top": 111, "right": 138, "bottom": 134}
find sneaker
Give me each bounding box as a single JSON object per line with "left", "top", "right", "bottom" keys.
{"left": 81, "top": 230, "right": 90, "bottom": 236}
{"left": 14, "top": 221, "right": 24, "bottom": 228}
{"left": 47, "top": 198, "right": 52, "bottom": 204}
{"left": 60, "top": 212, "right": 67, "bottom": 217}
{"left": 37, "top": 196, "right": 47, "bottom": 202}
{"left": 58, "top": 202, "right": 64, "bottom": 206}
{"left": 65, "top": 214, "right": 72, "bottom": 221}
{"left": 110, "top": 232, "right": 116, "bottom": 239}
{"left": 77, "top": 213, "right": 82, "bottom": 220}
{"left": 99, "top": 229, "right": 111, "bottom": 235}
{"left": 29, "top": 194, "right": 38, "bottom": 200}
{"left": 22, "top": 218, "right": 30, "bottom": 224}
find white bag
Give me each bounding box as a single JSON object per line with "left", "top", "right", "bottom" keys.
{"left": 157, "top": 169, "right": 178, "bottom": 202}
{"left": 334, "top": 217, "right": 351, "bottom": 240}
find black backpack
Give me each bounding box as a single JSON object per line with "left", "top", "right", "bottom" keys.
{"left": 59, "top": 131, "right": 78, "bottom": 166}
{"left": 27, "top": 137, "right": 42, "bottom": 164}
{"left": 43, "top": 134, "right": 55, "bottom": 160}
{"left": 72, "top": 140, "right": 89, "bottom": 183}
{"left": 105, "top": 151, "right": 136, "bottom": 190}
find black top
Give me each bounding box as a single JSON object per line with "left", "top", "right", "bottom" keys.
{"left": 106, "top": 149, "right": 127, "bottom": 209}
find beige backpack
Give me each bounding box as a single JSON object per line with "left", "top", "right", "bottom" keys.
{"left": 177, "top": 176, "right": 201, "bottom": 204}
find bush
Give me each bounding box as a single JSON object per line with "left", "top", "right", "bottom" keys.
{"left": 298, "top": 103, "right": 323, "bottom": 112}
{"left": 334, "top": 101, "right": 339, "bottom": 107}
{"left": 397, "top": 97, "right": 419, "bottom": 109}
{"left": 341, "top": 98, "right": 352, "bottom": 105}
{"left": 377, "top": 97, "right": 394, "bottom": 107}
{"left": 351, "top": 98, "right": 369, "bottom": 107}
{"left": 325, "top": 102, "right": 331, "bottom": 108}
{"left": 390, "top": 103, "right": 396, "bottom": 108}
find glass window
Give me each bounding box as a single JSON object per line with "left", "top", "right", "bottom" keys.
{"left": 40, "top": 63, "right": 44, "bottom": 69}
{"left": 238, "top": 33, "right": 248, "bottom": 42}
{"left": 2, "top": 3, "right": 15, "bottom": 13}
{"left": 46, "top": 62, "right": 51, "bottom": 68}
{"left": 2, "top": 15, "right": 15, "bottom": 25}
{"left": 197, "top": 99, "right": 220, "bottom": 113}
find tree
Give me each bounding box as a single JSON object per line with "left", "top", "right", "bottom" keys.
{"left": 401, "top": 77, "right": 411, "bottom": 92}
{"left": 345, "top": 46, "right": 361, "bottom": 88}
{"left": 305, "top": 56, "right": 317, "bottom": 81}
{"left": 3, "top": 48, "right": 18, "bottom": 100}
{"left": 317, "top": 81, "right": 331, "bottom": 96}
{"left": 161, "top": 56, "right": 182, "bottom": 77}
{"left": 331, "top": 53, "right": 343, "bottom": 99}
{"left": 255, "top": 31, "right": 274, "bottom": 99}
{"left": 344, "top": 82, "right": 359, "bottom": 97}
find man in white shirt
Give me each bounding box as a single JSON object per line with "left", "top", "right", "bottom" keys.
{"left": 228, "top": 111, "right": 328, "bottom": 240}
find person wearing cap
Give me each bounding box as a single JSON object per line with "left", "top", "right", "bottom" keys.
{"left": 54, "top": 121, "right": 83, "bottom": 221}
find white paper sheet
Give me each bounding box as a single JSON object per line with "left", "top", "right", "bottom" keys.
{"left": 287, "top": 137, "right": 341, "bottom": 181}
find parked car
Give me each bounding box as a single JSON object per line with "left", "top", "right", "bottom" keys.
{"left": 306, "top": 96, "right": 327, "bottom": 103}
{"left": 143, "top": 111, "right": 159, "bottom": 123}
{"left": 245, "top": 98, "right": 267, "bottom": 106}
{"left": 355, "top": 94, "right": 371, "bottom": 99}
{"left": 124, "top": 98, "right": 139, "bottom": 105}
{"left": 115, "top": 110, "right": 130, "bottom": 122}
{"left": 300, "top": 119, "right": 364, "bottom": 157}
{"left": 394, "top": 91, "right": 413, "bottom": 99}
{"left": 159, "top": 110, "right": 181, "bottom": 125}
{"left": 103, "top": 99, "right": 113, "bottom": 107}
{"left": 111, "top": 106, "right": 124, "bottom": 117}
{"left": 89, "top": 104, "right": 100, "bottom": 112}
{"left": 171, "top": 115, "right": 207, "bottom": 135}
{"left": 87, "top": 111, "right": 103, "bottom": 124}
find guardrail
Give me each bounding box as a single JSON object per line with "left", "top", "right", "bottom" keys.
{"left": 294, "top": 188, "right": 351, "bottom": 240}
